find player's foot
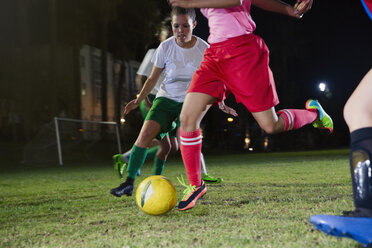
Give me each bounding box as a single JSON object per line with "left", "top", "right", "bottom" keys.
{"left": 177, "top": 176, "right": 207, "bottom": 211}
{"left": 201, "top": 173, "right": 223, "bottom": 183}
{"left": 342, "top": 208, "right": 372, "bottom": 218}
{"left": 110, "top": 182, "right": 133, "bottom": 197}
{"left": 113, "top": 154, "right": 126, "bottom": 179}
{"left": 305, "top": 99, "right": 333, "bottom": 133}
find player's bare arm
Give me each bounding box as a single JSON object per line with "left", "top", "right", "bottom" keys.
{"left": 135, "top": 74, "right": 153, "bottom": 109}
{"left": 135, "top": 66, "right": 163, "bottom": 103}
{"left": 251, "top": 0, "right": 312, "bottom": 19}
{"left": 124, "top": 66, "right": 163, "bottom": 115}
{"left": 135, "top": 74, "right": 147, "bottom": 92}
{"left": 168, "top": 0, "right": 241, "bottom": 9}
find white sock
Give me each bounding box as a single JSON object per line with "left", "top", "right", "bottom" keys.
{"left": 200, "top": 152, "right": 207, "bottom": 174}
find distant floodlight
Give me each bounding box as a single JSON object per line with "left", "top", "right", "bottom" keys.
{"left": 318, "top": 82, "right": 326, "bottom": 92}
{"left": 227, "top": 117, "right": 234, "bottom": 122}
{"left": 120, "top": 118, "right": 126, "bottom": 124}
{"left": 249, "top": 147, "right": 253, "bottom": 151}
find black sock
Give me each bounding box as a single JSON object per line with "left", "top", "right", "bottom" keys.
{"left": 349, "top": 127, "right": 372, "bottom": 215}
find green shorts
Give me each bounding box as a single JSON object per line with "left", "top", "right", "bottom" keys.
{"left": 139, "top": 94, "right": 156, "bottom": 119}
{"left": 145, "top": 97, "right": 182, "bottom": 140}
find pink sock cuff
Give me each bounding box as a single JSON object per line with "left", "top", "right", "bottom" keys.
{"left": 278, "top": 108, "right": 318, "bottom": 131}
{"left": 277, "top": 109, "right": 292, "bottom": 131}
{"left": 180, "top": 129, "right": 202, "bottom": 146}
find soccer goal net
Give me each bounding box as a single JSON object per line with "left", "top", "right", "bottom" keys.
{"left": 23, "top": 117, "right": 122, "bottom": 166}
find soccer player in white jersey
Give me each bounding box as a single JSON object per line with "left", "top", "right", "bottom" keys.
{"left": 110, "top": 7, "right": 233, "bottom": 197}
{"left": 112, "top": 18, "right": 173, "bottom": 178}
{"left": 112, "top": 17, "right": 224, "bottom": 184}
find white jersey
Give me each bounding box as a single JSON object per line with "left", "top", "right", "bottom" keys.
{"left": 136, "top": 49, "right": 164, "bottom": 95}
{"left": 152, "top": 36, "right": 209, "bottom": 102}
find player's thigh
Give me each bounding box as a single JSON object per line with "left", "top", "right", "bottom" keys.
{"left": 344, "top": 69, "right": 372, "bottom": 131}
{"left": 251, "top": 107, "right": 284, "bottom": 134}
{"left": 180, "top": 92, "right": 215, "bottom": 130}
{"left": 135, "top": 120, "right": 162, "bottom": 147}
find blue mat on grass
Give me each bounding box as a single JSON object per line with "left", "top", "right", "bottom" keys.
{"left": 310, "top": 215, "right": 372, "bottom": 247}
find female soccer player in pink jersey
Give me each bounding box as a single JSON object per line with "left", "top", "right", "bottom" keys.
{"left": 169, "top": 0, "right": 334, "bottom": 211}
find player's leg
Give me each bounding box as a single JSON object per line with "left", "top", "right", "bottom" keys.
{"left": 125, "top": 139, "right": 160, "bottom": 163}
{"left": 112, "top": 97, "right": 159, "bottom": 178}
{"left": 344, "top": 69, "right": 372, "bottom": 132}
{"left": 251, "top": 108, "right": 285, "bottom": 134}
{"left": 343, "top": 69, "right": 372, "bottom": 217}
{"left": 221, "top": 34, "right": 331, "bottom": 135}
{"left": 178, "top": 92, "right": 215, "bottom": 210}
{"left": 170, "top": 134, "right": 179, "bottom": 154}
{"left": 152, "top": 135, "right": 171, "bottom": 175}
{"left": 251, "top": 106, "right": 325, "bottom": 135}
{"left": 170, "top": 126, "right": 222, "bottom": 183}
{"left": 110, "top": 120, "right": 161, "bottom": 197}
{"left": 113, "top": 142, "right": 159, "bottom": 178}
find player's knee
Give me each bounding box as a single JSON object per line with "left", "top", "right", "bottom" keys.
{"left": 180, "top": 112, "right": 195, "bottom": 131}
{"left": 343, "top": 98, "right": 371, "bottom": 130}
{"left": 343, "top": 100, "right": 353, "bottom": 128}
{"left": 262, "top": 125, "right": 276, "bottom": 135}
{"left": 135, "top": 131, "right": 155, "bottom": 147}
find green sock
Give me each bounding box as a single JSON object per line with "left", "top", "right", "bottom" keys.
{"left": 146, "top": 146, "right": 159, "bottom": 160}
{"left": 127, "top": 145, "right": 148, "bottom": 179}
{"left": 152, "top": 156, "right": 166, "bottom": 175}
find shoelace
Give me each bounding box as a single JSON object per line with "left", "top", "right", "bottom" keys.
{"left": 177, "top": 175, "right": 196, "bottom": 200}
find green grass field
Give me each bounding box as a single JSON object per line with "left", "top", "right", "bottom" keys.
{"left": 0, "top": 149, "right": 360, "bottom": 247}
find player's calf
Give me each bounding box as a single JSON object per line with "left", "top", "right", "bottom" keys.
{"left": 343, "top": 127, "right": 372, "bottom": 217}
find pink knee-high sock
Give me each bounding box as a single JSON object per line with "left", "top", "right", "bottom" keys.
{"left": 277, "top": 109, "right": 318, "bottom": 131}
{"left": 180, "top": 128, "right": 202, "bottom": 187}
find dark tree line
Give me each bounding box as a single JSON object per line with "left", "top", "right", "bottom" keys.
{"left": 0, "top": 0, "right": 170, "bottom": 141}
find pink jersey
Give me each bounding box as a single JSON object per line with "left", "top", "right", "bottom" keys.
{"left": 201, "top": 0, "right": 256, "bottom": 44}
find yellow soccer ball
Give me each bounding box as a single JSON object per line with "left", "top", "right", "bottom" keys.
{"left": 136, "top": 175, "right": 177, "bottom": 215}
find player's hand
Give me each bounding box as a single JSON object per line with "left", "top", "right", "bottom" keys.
{"left": 124, "top": 99, "right": 140, "bottom": 115}
{"left": 294, "top": 0, "right": 312, "bottom": 19}
{"left": 218, "top": 102, "right": 238, "bottom": 117}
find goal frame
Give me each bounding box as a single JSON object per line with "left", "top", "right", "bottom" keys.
{"left": 54, "top": 117, "right": 122, "bottom": 166}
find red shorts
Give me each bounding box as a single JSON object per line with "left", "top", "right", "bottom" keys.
{"left": 188, "top": 34, "right": 279, "bottom": 112}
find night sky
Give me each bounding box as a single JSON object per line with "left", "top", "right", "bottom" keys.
{"left": 191, "top": 1, "right": 372, "bottom": 147}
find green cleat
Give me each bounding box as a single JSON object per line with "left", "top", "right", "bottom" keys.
{"left": 305, "top": 99, "right": 334, "bottom": 134}
{"left": 201, "top": 173, "right": 223, "bottom": 184}
{"left": 112, "top": 154, "right": 127, "bottom": 179}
